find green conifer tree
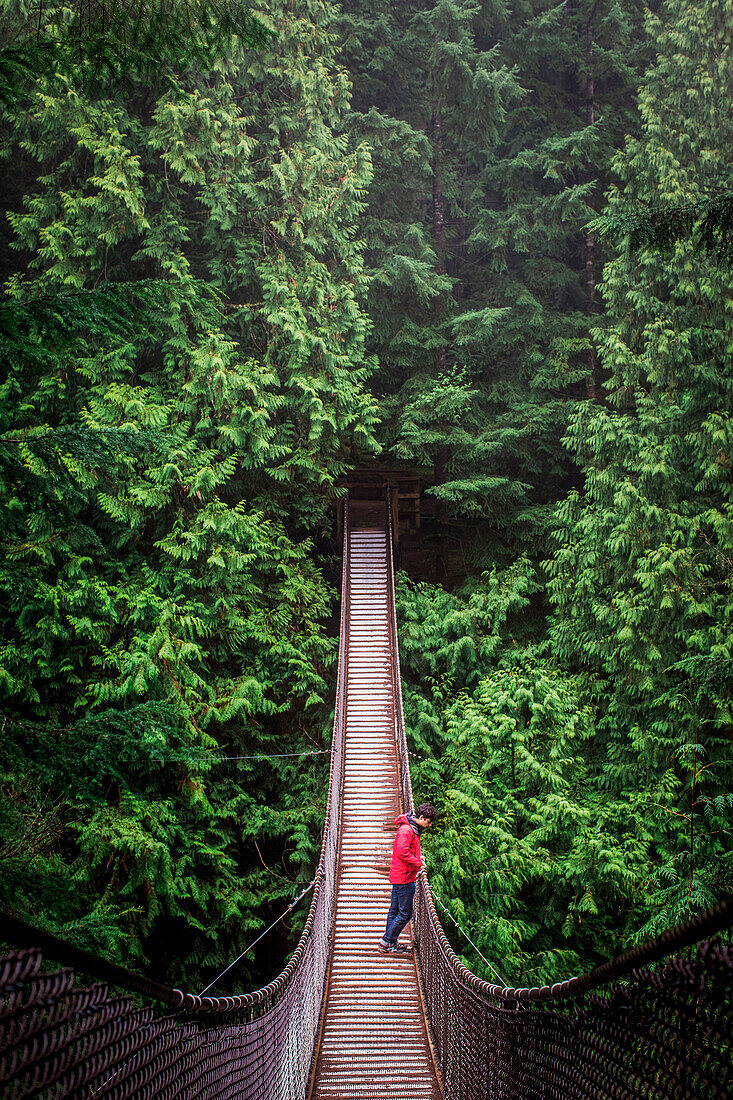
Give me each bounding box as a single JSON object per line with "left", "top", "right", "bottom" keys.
{"left": 548, "top": 0, "right": 733, "bottom": 930}
{"left": 339, "top": 0, "right": 645, "bottom": 572}
{"left": 0, "top": 0, "right": 377, "bottom": 984}
{"left": 396, "top": 567, "right": 653, "bottom": 982}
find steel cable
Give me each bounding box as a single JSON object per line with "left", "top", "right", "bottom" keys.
{"left": 198, "top": 878, "right": 317, "bottom": 996}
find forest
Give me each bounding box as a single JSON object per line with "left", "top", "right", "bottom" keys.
{"left": 0, "top": 0, "right": 731, "bottom": 994}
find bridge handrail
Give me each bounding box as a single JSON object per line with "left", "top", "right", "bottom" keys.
{"left": 0, "top": 496, "right": 350, "bottom": 1100}
{"left": 384, "top": 489, "right": 732, "bottom": 998}
{"left": 385, "top": 490, "right": 732, "bottom": 1100}
{"left": 223, "top": 488, "right": 349, "bottom": 1014}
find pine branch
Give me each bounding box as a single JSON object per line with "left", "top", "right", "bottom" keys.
{"left": 1, "top": 0, "right": 275, "bottom": 101}
{"left": 590, "top": 187, "right": 733, "bottom": 260}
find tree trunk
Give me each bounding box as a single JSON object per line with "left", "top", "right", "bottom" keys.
{"left": 434, "top": 444, "right": 449, "bottom": 586}
{"left": 431, "top": 100, "right": 449, "bottom": 583}
{"left": 586, "top": 18, "right": 599, "bottom": 402}
{"left": 432, "top": 101, "right": 446, "bottom": 376}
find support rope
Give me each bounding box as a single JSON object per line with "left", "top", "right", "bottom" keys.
{"left": 430, "top": 889, "right": 508, "bottom": 987}
{"left": 198, "top": 877, "right": 317, "bottom": 996}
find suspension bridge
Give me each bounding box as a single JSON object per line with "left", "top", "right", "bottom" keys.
{"left": 1, "top": 494, "right": 731, "bottom": 1099}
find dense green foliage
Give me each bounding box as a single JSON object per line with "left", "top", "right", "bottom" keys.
{"left": 337, "top": 0, "right": 648, "bottom": 568}
{"left": 549, "top": 0, "right": 733, "bottom": 938}
{"left": 0, "top": 0, "right": 377, "bottom": 986}
{"left": 396, "top": 0, "right": 732, "bottom": 983}
{"left": 1, "top": 0, "right": 731, "bottom": 992}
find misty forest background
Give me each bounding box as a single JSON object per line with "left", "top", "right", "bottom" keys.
{"left": 0, "top": 0, "right": 731, "bottom": 993}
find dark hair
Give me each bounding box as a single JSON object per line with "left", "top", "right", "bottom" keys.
{"left": 416, "top": 802, "right": 439, "bottom": 822}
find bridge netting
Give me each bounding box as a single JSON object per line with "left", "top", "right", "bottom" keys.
{"left": 1, "top": 493, "right": 732, "bottom": 1099}
{"left": 384, "top": 502, "right": 733, "bottom": 1100}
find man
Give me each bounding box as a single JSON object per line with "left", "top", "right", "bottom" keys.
{"left": 378, "top": 802, "right": 438, "bottom": 954}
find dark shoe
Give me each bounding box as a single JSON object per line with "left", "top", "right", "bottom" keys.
{"left": 391, "top": 942, "right": 412, "bottom": 953}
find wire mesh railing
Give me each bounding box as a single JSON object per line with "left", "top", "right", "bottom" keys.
{"left": 0, "top": 500, "right": 351, "bottom": 1100}
{"left": 384, "top": 490, "right": 733, "bottom": 1100}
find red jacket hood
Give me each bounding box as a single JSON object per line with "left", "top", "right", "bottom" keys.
{"left": 389, "top": 814, "right": 422, "bottom": 884}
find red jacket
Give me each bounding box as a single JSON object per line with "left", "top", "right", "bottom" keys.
{"left": 389, "top": 813, "right": 422, "bottom": 884}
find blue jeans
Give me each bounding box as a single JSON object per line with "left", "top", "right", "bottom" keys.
{"left": 383, "top": 882, "right": 416, "bottom": 944}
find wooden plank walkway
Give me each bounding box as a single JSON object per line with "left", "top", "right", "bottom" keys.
{"left": 310, "top": 516, "right": 441, "bottom": 1100}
